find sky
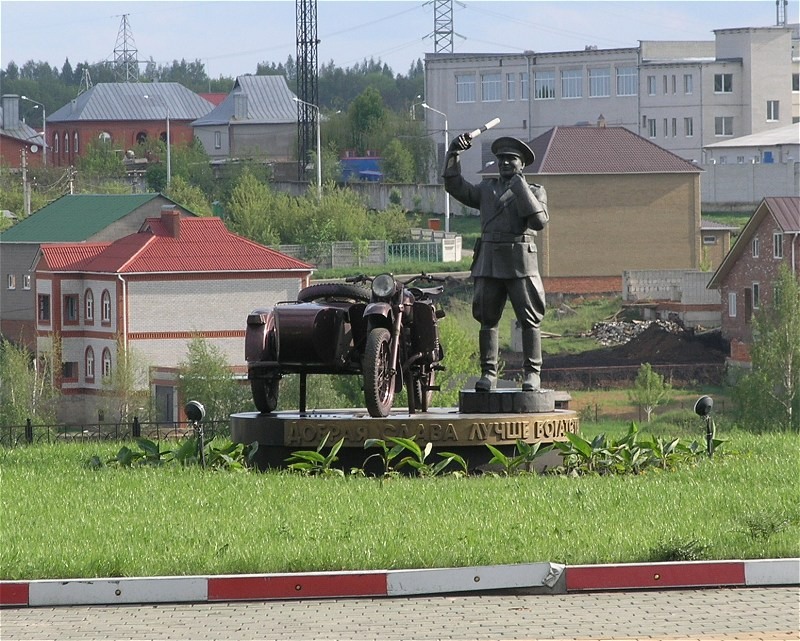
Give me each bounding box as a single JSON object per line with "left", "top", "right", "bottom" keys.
{"left": 1, "top": 0, "right": 796, "bottom": 80}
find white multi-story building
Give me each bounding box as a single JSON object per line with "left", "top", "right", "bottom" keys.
{"left": 423, "top": 25, "right": 798, "bottom": 181}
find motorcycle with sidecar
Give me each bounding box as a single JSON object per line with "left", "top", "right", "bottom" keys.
{"left": 245, "top": 273, "right": 446, "bottom": 417}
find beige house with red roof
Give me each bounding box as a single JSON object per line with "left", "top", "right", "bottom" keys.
{"left": 511, "top": 124, "right": 703, "bottom": 278}
{"left": 34, "top": 207, "right": 313, "bottom": 424}
{"left": 708, "top": 197, "right": 800, "bottom": 365}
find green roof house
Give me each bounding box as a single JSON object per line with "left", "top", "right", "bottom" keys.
{"left": 1, "top": 194, "right": 196, "bottom": 347}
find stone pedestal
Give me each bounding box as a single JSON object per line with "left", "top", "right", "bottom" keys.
{"left": 459, "top": 389, "right": 556, "bottom": 414}
{"left": 231, "top": 397, "right": 578, "bottom": 473}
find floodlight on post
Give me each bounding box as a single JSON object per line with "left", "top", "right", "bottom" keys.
{"left": 694, "top": 395, "right": 715, "bottom": 457}
{"left": 185, "top": 400, "right": 206, "bottom": 467}
{"left": 294, "top": 96, "right": 322, "bottom": 200}
{"left": 20, "top": 95, "right": 46, "bottom": 166}
{"left": 421, "top": 102, "right": 450, "bottom": 233}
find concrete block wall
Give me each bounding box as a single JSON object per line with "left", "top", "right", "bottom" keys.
{"left": 623, "top": 270, "right": 719, "bottom": 305}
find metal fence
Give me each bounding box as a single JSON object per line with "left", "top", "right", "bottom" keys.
{"left": 0, "top": 417, "right": 230, "bottom": 447}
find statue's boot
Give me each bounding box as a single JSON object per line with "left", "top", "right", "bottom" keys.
{"left": 521, "top": 327, "right": 542, "bottom": 391}
{"left": 475, "top": 328, "right": 498, "bottom": 392}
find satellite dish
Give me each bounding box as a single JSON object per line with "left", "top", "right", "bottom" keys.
{"left": 29, "top": 144, "right": 39, "bottom": 153}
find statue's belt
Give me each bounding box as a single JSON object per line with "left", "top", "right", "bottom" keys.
{"left": 481, "top": 232, "right": 537, "bottom": 242}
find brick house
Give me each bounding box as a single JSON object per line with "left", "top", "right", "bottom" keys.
{"left": 191, "top": 75, "right": 298, "bottom": 163}
{"left": 32, "top": 207, "right": 313, "bottom": 424}
{"left": 708, "top": 197, "right": 800, "bottom": 364}
{"left": 45, "top": 83, "right": 214, "bottom": 168}
{"left": 508, "top": 124, "right": 703, "bottom": 277}
{"left": 1, "top": 94, "right": 45, "bottom": 168}
{"left": 1, "top": 194, "right": 196, "bottom": 349}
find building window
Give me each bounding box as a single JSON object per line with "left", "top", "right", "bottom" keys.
{"left": 684, "top": 117, "right": 694, "bottom": 137}
{"left": 703, "top": 235, "right": 718, "bottom": 245}
{"left": 794, "top": 73, "right": 799, "bottom": 92}
{"left": 62, "top": 362, "right": 78, "bottom": 382}
{"left": 533, "top": 71, "right": 555, "bottom": 100}
{"left": 728, "top": 292, "right": 737, "bottom": 318}
{"left": 752, "top": 237, "right": 760, "bottom": 257}
{"left": 616, "top": 66, "right": 637, "bottom": 96}
{"left": 85, "top": 347, "right": 95, "bottom": 381}
{"left": 561, "top": 69, "right": 582, "bottom": 99}
{"left": 647, "top": 75, "right": 656, "bottom": 95}
{"left": 481, "top": 72, "right": 502, "bottom": 102}
{"left": 774, "top": 232, "right": 784, "bottom": 259}
{"left": 85, "top": 289, "right": 94, "bottom": 322}
{"left": 23, "top": 274, "right": 31, "bottom": 290}
{"left": 506, "top": 73, "right": 515, "bottom": 100}
{"left": 101, "top": 289, "right": 112, "bottom": 324}
{"left": 588, "top": 67, "right": 610, "bottom": 97}
{"left": 38, "top": 294, "right": 51, "bottom": 323}
{"left": 672, "top": 118, "right": 677, "bottom": 137}
{"left": 456, "top": 74, "right": 476, "bottom": 103}
{"left": 714, "top": 73, "right": 733, "bottom": 93}
{"left": 99, "top": 132, "right": 112, "bottom": 142}
{"left": 102, "top": 348, "right": 112, "bottom": 378}
{"left": 684, "top": 74, "right": 693, "bottom": 95}
{"left": 662, "top": 75, "right": 668, "bottom": 95}
{"left": 671, "top": 75, "right": 677, "bottom": 94}
{"left": 663, "top": 118, "right": 668, "bottom": 138}
{"left": 647, "top": 118, "right": 657, "bottom": 138}
{"left": 64, "top": 294, "right": 79, "bottom": 323}
{"left": 7, "top": 274, "right": 15, "bottom": 290}
{"left": 73, "top": 131, "right": 79, "bottom": 154}
{"left": 214, "top": 131, "right": 221, "bottom": 149}
{"left": 752, "top": 282, "right": 760, "bottom": 309}
{"left": 767, "top": 100, "right": 779, "bottom": 122}
{"left": 63, "top": 132, "right": 69, "bottom": 153}
{"left": 714, "top": 116, "right": 733, "bottom": 136}
{"left": 520, "top": 72, "right": 529, "bottom": 100}
{"left": 53, "top": 133, "right": 59, "bottom": 153}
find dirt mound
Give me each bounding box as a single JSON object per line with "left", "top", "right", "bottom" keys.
{"left": 541, "top": 324, "right": 728, "bottom": 369}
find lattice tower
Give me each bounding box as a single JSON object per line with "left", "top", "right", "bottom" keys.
{"left": 433, "top": 0, "right": 454, "bottom": 53}
{"left": 296, "top": 0, "right": 319, "bottom": 181}
{"left": 113, "top": 14, "right": 140, "bottom": 82}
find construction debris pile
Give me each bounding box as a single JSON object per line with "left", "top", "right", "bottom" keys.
{"left": 583, "top": 319, "right": 684, "bottom": 346}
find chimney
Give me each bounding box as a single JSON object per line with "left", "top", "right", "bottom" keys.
{"left": 161, "top": 206, "right": 181, "bottom": 238}
{"left": 2, "top": 95, "right": 20, "bottom": 131}
{"left": 233, "top": 93, "right": 248, "bottom": 120}
{"left": 597, "top": 114, "right": 607, "bottom": 128}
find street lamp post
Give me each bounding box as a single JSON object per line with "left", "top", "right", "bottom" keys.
{"left": 20, "top": 95, "right": 46, "bottom": 166}
{"left": 421, "top": 103, "right": 450, "bottom": 233}
{"left": 294, "top": 96, "right": 322, "bottom": 200}
{"left": 143, "top": 94, "right": 171, "bottom": 188}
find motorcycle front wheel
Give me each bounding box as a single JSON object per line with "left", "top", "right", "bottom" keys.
{"left": 411, "top": 367, "right": 435, "bottom": 412}
{"left": 363, "top": 327, "right": 394, "bottom": 418}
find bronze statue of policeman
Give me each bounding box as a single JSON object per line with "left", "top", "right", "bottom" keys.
{"left": 443, "top": 134, "right": 548, "bottom": 392}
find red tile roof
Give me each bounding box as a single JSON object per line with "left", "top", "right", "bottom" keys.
{"left": 524, "top": 126, "right": 702, "bottom": 175}
{"left": 37, "top": 216, "right": 312, "bottom": 275}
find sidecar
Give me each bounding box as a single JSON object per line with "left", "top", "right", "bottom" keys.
{"left": 245, "top": 283, "right": 371, "bottom": 413}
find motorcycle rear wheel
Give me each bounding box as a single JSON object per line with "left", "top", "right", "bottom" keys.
{"left": 364, "top": 328, "right": 394, "bottom": 418}
{"left": 251, "top": 378, "right": 279, "bottom": 414}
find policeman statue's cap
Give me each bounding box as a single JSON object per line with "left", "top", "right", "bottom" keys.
{"left": 491, "top": 137, "right": 535, "bottom": 167}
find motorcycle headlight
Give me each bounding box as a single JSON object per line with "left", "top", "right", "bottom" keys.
{"left": 371, "top": 273, "right": 396, "bottom": 299}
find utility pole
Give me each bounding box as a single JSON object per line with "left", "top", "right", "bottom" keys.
{"left": 21, "top": 149, "right": 31, "bottom": 217}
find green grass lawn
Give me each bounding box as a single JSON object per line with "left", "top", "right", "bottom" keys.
{"left": 1, "top": 426, "right": 798, "bottom": 580}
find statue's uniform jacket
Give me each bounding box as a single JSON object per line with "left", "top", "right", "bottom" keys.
{"left": 443, "top": 148, "right": 549, "bottom": 326}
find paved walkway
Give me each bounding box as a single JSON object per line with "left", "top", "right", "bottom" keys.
{"left": 2, "top": 587, "right": 798, "bottom": 641}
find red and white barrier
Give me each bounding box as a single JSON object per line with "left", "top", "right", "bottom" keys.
{"left": 2, "top": 559, "right": 797, "bottom": 608}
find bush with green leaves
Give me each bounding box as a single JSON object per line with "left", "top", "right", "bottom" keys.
{"left": 91, "top": 436, "right": 257, "bottom": 471}
{"left": 550, "top": 422, "right": 719, "bottom": 476}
